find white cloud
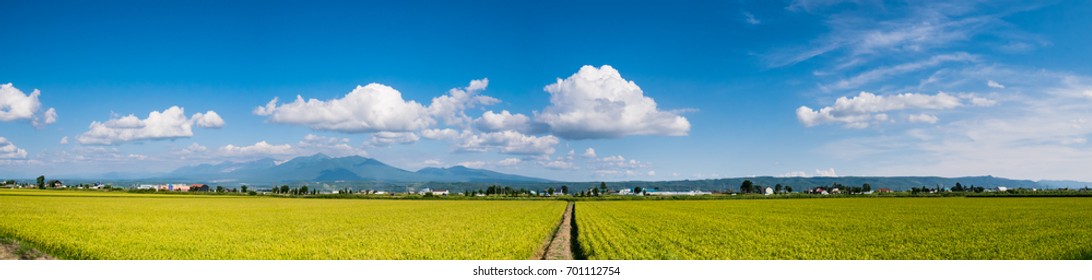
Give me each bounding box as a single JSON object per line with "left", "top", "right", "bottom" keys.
{"left": 743, "top": 12, "right": 761, "bottom": 25}
{"left": 420, "top": 128, "right": 461, "bottom": 141}
{"left": 907, "top": 113, "right": 939, "bottom": 124}
{"left": 428, "top": 78, "right": 499, "bottom": 127}
{"left": 777, "top": 171, "right": 808, "bottom": 177}
{"left": 770, "top": 2, "right": 1016, "bottom": 68}
{"left": 219, "top": 141, "right": 295, "bottom": 157}
{"left": 474, "top": 110, "right": 531, "bottom": 133}
{"left": 0, "top": 137, "right": 29, "bottom": 160}
{"left": 77, "top": 106, "right": 224, "bottom": 145}
{"left": 421, "top": 159, "right": 444, "bottom": 167}
{"left": 1, "top": 83, "right": 56, "bottom": 127}
{"left": 647, "top": 170, "right": 656, "bottom": 176}
{"left": 457, "top": 161, "right": 486, "bottom": 169}
{"left": 254, "top": 83, "right": 433, "bottom": 133}
{"left": 987, "top": 80, "right": 1006, "bottom": 89}
{"left": 536, "top": 65, "right": 691, "bottom": 139}
{"left": 49, "top": 146, "right": 147, "bottom": 163}
{"left": 540, "top": 160, "right": 575, "bottom": 170}
{"left": 457, "top": 131, "right": 559, "bottom": 155}
{"left": 182, "top": 143, "right": 208, "bottom": 153}
{"left": 822, "top": 53, "right": 977, "bottom": 91}
{"left": 298, "top": 134, "right": 368, "bottom": 157}
{"left": 497, "top": 158, "right": 522, "bottom": 166}
{"left": 582, "top": 148, "right": 597, "bottom": 158}
{"left": 423, "top": 128, "right": 558, "bottom": 156}
{"left": 815, "top": 168, "right": 838, "bottom": 177}
{"left": 191, "top": 111, "right": 225, "bottom": 128}
{"left": 797, "top": 91, "right": 965, "bottom": 128}
{"left": 59, "top": 136, "right": 69, "bottom": 145}
{"left": 367, "top": 132, "right": 420, "bottom": 147}
{"left": 38, "top": 108, "right": 58, "bottom": 127}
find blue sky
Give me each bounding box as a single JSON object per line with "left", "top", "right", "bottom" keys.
{"left": 3, "top": 0, "right": 1092, "bottom": 182}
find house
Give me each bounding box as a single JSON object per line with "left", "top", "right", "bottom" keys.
{"left": 48, "top": 180, "right": 65, "bottom": 188}
{"left": 190, "top": 184, "right": 211, "bottom": 192}
{"left": 764, "top": 187, "right": 774, "bottom": 195}
{"left": 429, "top": 189, "right": 449, "bottom": 196}
{"left": 876, "top": 188, "right": 893, "bottom": 193}
{"left": 997, "top": 186, "right": 1009, "bottom": 192}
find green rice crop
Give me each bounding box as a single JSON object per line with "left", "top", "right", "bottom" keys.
{"left": 0, "top": 189, "right": 566, "bottom": 259}
{"left": 575, "top": 198, "right": 1092, "bottom": 259}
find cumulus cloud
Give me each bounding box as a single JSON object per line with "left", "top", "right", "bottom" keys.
{"left": 907, "top": 113, "right": 939, "bottom": 124}
{"left": 0, "top": 137, "right": 29, "bottom": 160}
{"left": 987, "top": 80, "right": 1006, "bottom": 89}
{"left": 1, "top": 83, "right": 57, "bottom": 127}
{"left": 539, "top": 160, "right": 575, "bottom": 170}
{"left": 457, "top": 131, "right": 559, "bottom": 155}
{"left": 59, "top": 136, "right": 69, "bottom": 145}
{"left": 182, "top": 143, "right": 209, "bottom": 153}
{"left": 219, "top": 141, "right": 294, "bottom": 157}
{"left": 77, "top": 106, "right": 225, "bottom": 145}
{"left": 422, "top": 128, "right": 558, "bottom": 156}
{"left": 254, "top": 83, "right": 433, "bottom": 133}
{"left": 582, "top": 148, "right": 597, "bottom": 158}
{"left": 797, "top": 91, "right": 972, "bottom": 128}
{"left": 191, "top": 111, "right": 225, "bottom": 128}
{"left": 497, "top": 158, "right": 522, "bottom": 166}
{"left": 474, "top": 110, "right": 531, "bottom": 133}
{"left": 428, "top": 78, "right": 499, "bottom": 127}
{"left": 815, "top": 168, "right": 838, "bottom": 177}
{"left": 536, "top": 65, "right": 691, "bottom": 139}
{"left": 777, "top": 171, "right": 809, "bottom": 177}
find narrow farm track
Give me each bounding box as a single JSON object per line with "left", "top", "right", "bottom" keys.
{"left": 533, "top": 202, "right": 574, "bottom": 260}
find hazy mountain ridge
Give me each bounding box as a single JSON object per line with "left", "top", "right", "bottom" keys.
{"left": 158, "top": 154, "right": 552, "bottom": 184}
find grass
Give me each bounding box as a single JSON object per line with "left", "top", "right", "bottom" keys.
{"left": 575, "top": 197, "right": 1092, "bottom": 259}
{"left": 0, "top": 189, "right": 566, "bottom": 259}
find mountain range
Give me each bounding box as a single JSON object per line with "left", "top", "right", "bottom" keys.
{"left": 163, "top": 154, "right": 552, "bottom": 184}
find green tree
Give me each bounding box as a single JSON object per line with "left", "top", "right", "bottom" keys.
{"left": 740, "top": 180, "right": 753, "bottom": 194}
{"left": 300, "top": 186, "right": 309, "bottom": 195}
{"left": 592, "top": 187, "right": 600, "bottom": 196}
{"left": 280, "top": 185, "right": 290, "bottom": 194}
{"left": 241, "top": 185, "right": 248, "bottom": 193}
{"left": 599, "top": 182, "right": 608, "bottom": 194}
{"left": 863, "top": 183, "right": 872, "bottom": 193}
{"left": 634, "top": 186, "right": 643, "bottom": 195}
{"left": 775, "top": 184, "right": 783, "bottom": 194}
{"left": 216, "top": 186, "right": 224, "bottom": 192}
{"left": 547, "top": 187, "right": 555, "bottom": 195}
{"left": 560, "top": 185, "right": 569, "bottom": 195}
{"left": 36, "top": 176, "right": 45, "bottom": 189}
{"left": 786, "top": 186, "right": 793, "bottom": 193}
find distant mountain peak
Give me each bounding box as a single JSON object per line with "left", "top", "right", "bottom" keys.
{"left": 160, "top": 154, "right": 550, "bottom": 184}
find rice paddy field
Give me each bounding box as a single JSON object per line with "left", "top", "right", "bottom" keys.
{"left": 0, "top": 189, "right": 566, "bottom": 260}
{"left": 574, "top": 198, "right": 1092, "bottom": 259}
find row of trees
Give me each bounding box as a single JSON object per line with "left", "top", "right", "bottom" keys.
{"left": 737, "top": 180, "right": 794, "bottom": 194}
{"left": 271, "top": 185, "right": 316, "bottom": 195}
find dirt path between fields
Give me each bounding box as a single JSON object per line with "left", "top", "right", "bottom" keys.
{"left": 531, "top": 202, "right": 574, "bottom": 260}
{"left": 0, "top": 238, "right": 54, "bottom": 260}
